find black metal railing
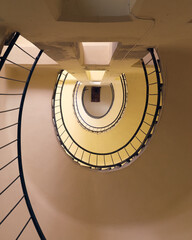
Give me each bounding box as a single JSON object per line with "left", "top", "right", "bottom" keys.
{"left": 0, "top": 32, "right": 46, "bottom": 239}
{"left": 72, "top": 74, "right": 127, "bottom": 133}
{"left": 52, "top": 48, "right": 163, "bottom": 170}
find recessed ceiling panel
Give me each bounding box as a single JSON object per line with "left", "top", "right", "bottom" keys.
{"left": 44, "top": 0, "right": 133, "bottom": 22}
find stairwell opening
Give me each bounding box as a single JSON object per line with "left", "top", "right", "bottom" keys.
{"left": 52, "top": 48, "right": 163, "bottom": 170}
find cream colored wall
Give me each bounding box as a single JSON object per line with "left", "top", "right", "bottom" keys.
{"left": 1, "top": 0, "right": 192, "bottom": 239}
{"left": 1, "top": 43, "right": 192, "bottom": 240}
{"left": 24, "top": 42, "right": 192, "bottom": 240}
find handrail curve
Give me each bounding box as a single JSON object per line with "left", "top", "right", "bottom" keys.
{"left": 52, "top": 48, "right": 163, "bottom": 170}
{"left": 0, "top": 32, "right": 46, "bottom": 239}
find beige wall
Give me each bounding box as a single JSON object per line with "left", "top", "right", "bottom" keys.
{"left": 23, "top": 45, "right": 192, "bottom": 240}
{"left": 2, "top": 42, "right": 192, "bottom": 239}
{"left": 1, "top": 0, "right": 192, "bottom": 238}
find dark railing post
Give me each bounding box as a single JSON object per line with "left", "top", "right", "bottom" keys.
{"left": 147, "top": 48, "right": 162, "bottom": 130}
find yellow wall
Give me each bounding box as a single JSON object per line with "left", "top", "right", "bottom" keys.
{"left": 61, "top": 67, "right": 146, "bottom": 155}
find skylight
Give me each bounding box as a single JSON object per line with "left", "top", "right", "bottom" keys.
{"left": 82, "top": 42, "right": 118, "bottom": 65}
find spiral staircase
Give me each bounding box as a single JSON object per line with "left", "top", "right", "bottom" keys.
{"left": 52, "top": 50, "right": 163, "bottom": 170}
{"left": 0, "top": 31, "right": 163, "bottom": 239}
{"left": 1, "top": 1, "right": 192, "bottom": 239}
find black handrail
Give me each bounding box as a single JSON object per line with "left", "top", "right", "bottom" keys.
{"left": 17, "top": 49, "right": 45, "bottom": 239}
{"left": 52, "top": 48, "right": 163, "bottom": 169}
{"left": 0, "top": 32, "right": 46, "bottom": 239}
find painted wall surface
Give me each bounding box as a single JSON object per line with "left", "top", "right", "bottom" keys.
{"left": 2, "top": 44, "right": 192, "bottom": 240}
{"left": 1, "top": 0, "right": 192, "bottom": 239}
{"left": 24, "top": 43, "right": 192, "bottom": 240}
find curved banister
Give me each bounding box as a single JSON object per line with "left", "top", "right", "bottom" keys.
{"left": 52, "top": 48, "right": 163, "bottom": 170}
{"left": 17, "top": 50, "right": 45, "bottom": 239}
{"left": 0, "top": 32, "right": 46, "bottom": 239}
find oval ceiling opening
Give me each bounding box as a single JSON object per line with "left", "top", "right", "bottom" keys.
{"left": 82, "top": 84, "right": 114, "bottom": 118}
